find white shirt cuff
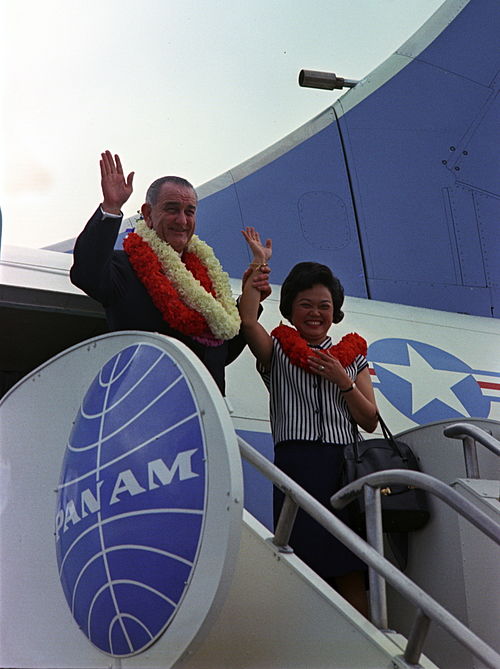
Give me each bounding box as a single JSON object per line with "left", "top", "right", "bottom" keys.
{"left": 100, "top": 206, "right": 122, "bottom": 219}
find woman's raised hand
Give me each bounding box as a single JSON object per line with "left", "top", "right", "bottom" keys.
{"left": 242, "top": 226, "right": 272, "bottom": 264}
{"left": 100, "top": 150, "right": 135, "bottom": 214}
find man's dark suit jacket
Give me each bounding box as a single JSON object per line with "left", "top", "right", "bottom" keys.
{"left": 70, "top": 207, "right": 246, "bottom": 394}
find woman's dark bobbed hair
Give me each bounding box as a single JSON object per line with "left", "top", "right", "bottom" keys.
{"left": 279, "top": 262, "right": 345, "bottom": 324}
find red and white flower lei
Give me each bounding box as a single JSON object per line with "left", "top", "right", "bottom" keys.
{"left": 123, "top": 220, "right": 240, "bottom": 341}
{"left": 271, "top": 323, "right": 367, "bottom": 370}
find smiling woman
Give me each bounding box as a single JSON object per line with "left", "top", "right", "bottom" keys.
{"left": 238, "top": 226, "right": 378, "bottom": 615}
{"left": 287, "top": 284, "right": 334, "bottom": 345}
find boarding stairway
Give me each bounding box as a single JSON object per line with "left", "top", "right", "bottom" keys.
{"left": 180, "top": 419, "right": 500, "bottom": 669}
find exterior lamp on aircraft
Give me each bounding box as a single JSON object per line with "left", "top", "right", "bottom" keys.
{"left": 298, "top": 69, "right": 358, "bottom": 90}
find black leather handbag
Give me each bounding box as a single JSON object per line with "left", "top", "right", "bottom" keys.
{"left": 342, "top": 414, "right": 430, "bottom": 532}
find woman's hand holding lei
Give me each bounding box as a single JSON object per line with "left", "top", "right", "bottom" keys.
{"left": 308, "top": 350, "right": 353, "bottom": 390}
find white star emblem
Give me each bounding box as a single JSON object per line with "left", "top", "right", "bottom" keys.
{"left": 375, "top": 343, "right": 471, "bottom": 415}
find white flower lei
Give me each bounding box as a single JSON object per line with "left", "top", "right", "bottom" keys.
{"left": 135, "top": 220, "right": 241, "bottom": 340}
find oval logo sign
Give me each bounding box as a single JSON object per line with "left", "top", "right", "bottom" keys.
{"left": 55, "top": 343, "right": 207, "bottom": 656}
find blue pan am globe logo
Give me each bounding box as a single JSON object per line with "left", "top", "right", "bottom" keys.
{"left": 55, "top": 343, "right": 212, "bottom": 657}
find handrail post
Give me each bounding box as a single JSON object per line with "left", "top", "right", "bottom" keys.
{"left": 404, "top": 608, "right": 431, "bottom": 665}
{"left": 463, "top": 435, "right": 480, "bottom": 478}
{"left": 364, "top": 485, "right": 388, "bottom": 629}
{"left": 273, "top": 493, "right": 298, "bottom": 553}
{"left": 443, "top": 423, "right": 500, "bottom": 475}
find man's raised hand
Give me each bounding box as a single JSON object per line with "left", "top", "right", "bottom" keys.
{"left": 100, "top": 150, "right": 135, "bottom": 215}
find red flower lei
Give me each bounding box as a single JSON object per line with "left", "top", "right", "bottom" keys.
{"left": 271, "top": 324, "right": 367, "bottom": 370}
{"left": 123, "top": 232, "right": 215, "bottom": 337}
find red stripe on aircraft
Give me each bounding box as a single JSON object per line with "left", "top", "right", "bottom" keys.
{"left": 368, "top": 366, "right": 500, "bottom": 393}
{"left": 478, "top": 381, "right": 500, "bottom": 390}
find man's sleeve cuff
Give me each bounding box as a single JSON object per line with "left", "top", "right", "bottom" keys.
{"left": 100, "top": 206, "right": 122, "bottom": 219}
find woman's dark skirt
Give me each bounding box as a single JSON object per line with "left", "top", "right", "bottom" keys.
{"left": 274, "top": 440, "right": 367, "bottom": 581}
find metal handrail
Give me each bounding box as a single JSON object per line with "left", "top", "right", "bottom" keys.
{"left": 331, "top": 468, "right": 500, "bottom": 660}
{"left": 443, "top": 422, "right": 500, "bottom": 478}
{"left": 331, "top": 469, "right": 500, "bottom": 545}
{"left": 237, "top": 436, "right": 500, "bottom": 669}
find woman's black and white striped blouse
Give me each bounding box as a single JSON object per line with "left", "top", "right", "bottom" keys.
{"left": 260, "top": 335, "right": 368, "bottom": 446}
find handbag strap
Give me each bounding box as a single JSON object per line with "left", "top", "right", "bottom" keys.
{"left": 352, "top": 423, "right": 360, "bottom": 461}
{"left": 377, "top": 414, "right": 407, "bottom": 460}
{"left": 352, "top": 413, "right": 407, "bottom": 462}
{"left": 377, "top": 413, "right": 393, "bottom": 440}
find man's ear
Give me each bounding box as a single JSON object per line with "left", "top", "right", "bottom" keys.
{"left": 141, "top": 203, "right": 152, "bottom": 227}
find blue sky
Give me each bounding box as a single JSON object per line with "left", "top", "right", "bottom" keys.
{"left": 1, "top": 0, "right": 442, "bottom": 248}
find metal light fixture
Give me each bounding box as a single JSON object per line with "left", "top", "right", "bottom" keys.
{"left": 298, "top": 69, "right": 358, "bottom": 90}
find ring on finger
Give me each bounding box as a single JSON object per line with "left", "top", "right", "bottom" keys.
{"left": 318, "top": 365, "right": 325, "bottom": 371}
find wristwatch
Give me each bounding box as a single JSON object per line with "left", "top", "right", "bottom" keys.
{"left": 340, "top": 382, "right": 355, "bottom": 393}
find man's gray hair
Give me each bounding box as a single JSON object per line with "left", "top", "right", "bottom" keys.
{"left": 145, "top": 176, "right": 197, "bottom": 205}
